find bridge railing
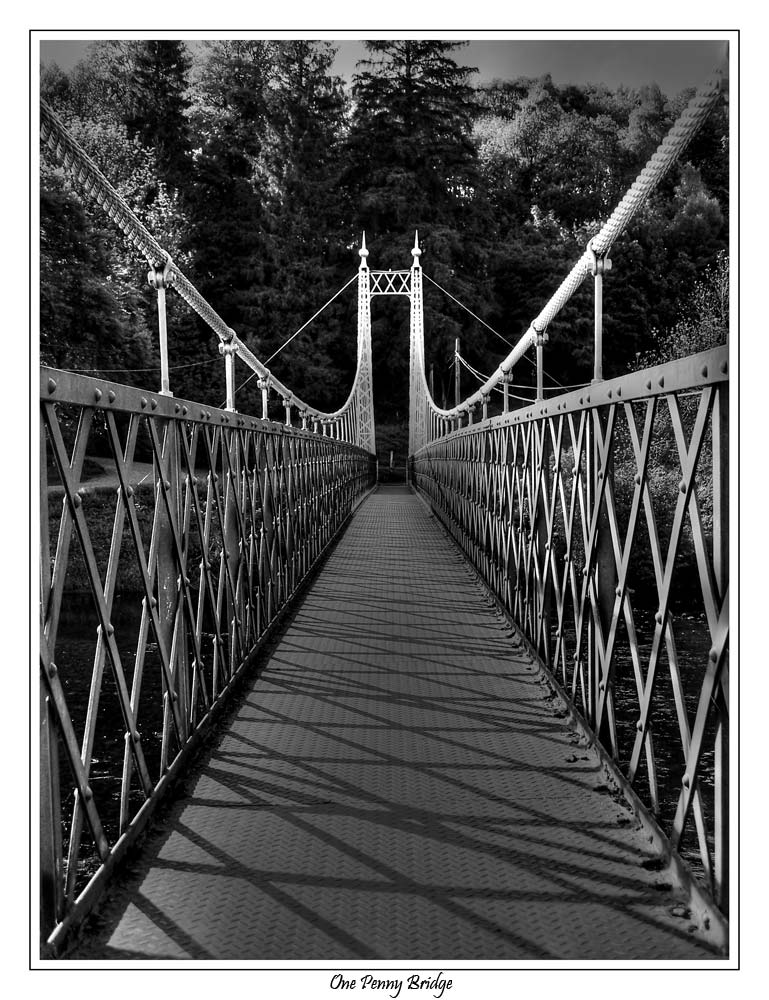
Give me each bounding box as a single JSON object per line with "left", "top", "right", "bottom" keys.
{"left": 39, "top": 365, "right": 376, "bottom": 952}
{"left": 412, "top": 345, "right": 729, "bottom": 913}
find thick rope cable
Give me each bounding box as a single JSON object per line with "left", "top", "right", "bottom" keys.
{"left": 423, "top": 56, "right": 726, "bottom": 423}
{"left": 39, "top": 99, "right": 363, "bottom": 426}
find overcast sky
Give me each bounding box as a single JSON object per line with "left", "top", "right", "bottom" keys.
{"left": 38, "top": 36, "right": 727, "bottom": 97}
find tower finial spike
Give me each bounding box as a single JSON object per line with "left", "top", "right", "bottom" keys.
{"left": 359, "top": 231, "right": 369, "bottom": 268}
{"left": 411, "top": 229, "right": 422, "bottom": 267}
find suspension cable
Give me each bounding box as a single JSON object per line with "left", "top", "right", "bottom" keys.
{"left": 264, "top": 274, "right": 359, "bottom": 365}
{"left": 423, "top": 272, "right": 515, "bottom": 349}
{"left": 425, "top": 272, "right": 564, "bottom": 387}
{"left": 219, "top": 273, "right": 359, "bottom": 406}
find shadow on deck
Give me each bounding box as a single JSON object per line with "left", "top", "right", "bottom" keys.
{"left": 68, "top": 486, "right": 721, "bottom": 961}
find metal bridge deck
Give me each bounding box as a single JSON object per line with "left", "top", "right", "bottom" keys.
{"left": 71, "top": 485, "right": 718, "bottom": 961}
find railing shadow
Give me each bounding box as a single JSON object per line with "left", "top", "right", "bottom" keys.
{"left": 70, "top": 490, "right": 719, "bottom": 961}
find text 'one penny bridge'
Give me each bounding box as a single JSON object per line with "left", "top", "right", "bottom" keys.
{"left": 38, "top": 59, "right": 730, "bottom": 961}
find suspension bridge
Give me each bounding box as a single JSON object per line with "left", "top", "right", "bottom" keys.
{"left": 38, "top": 60, "right": 730, "bottom": 961}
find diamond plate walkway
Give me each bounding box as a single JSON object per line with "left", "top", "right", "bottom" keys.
{"left": 71, "top": 485, "right": 719, "bottom": 961}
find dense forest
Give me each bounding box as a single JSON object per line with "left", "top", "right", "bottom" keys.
{"left": 40, "top": 40, "right": 729, "bottom": 427}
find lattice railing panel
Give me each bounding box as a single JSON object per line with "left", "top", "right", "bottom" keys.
{"left": 39, "top": 367, "right": 375, "bottom": 950}
{"left": 412, "top": 345, "right": 729, "bottom": 911}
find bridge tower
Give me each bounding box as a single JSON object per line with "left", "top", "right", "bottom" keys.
{"left": 357, "top": 234, "right": 425, "bottom": 457}
{"left": 408, "top": 232, "right": 426, "bottom": 457}
{"left": 355, "top": 234, "right": 376, "bottom": 454}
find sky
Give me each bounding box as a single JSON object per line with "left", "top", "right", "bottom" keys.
{"left": 38, "top": 35, "right": 727, "bottom": 97}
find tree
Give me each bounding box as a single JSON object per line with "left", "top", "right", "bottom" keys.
{"left": 40, "top": 170, "right": 155, "bottom": 376}
{"left": 124, "top": 40, "right": 192, "bottom": 190}
{"left": 50, "top": 41, "right": 140, "bottom": 123}
{"left": 255, "top": 41, "right": 355, "bottom": 410}
{"left": 345, "top": 41, "right": 478, "bottom": 234}
{"left": 171, "top": 41, "right": 274, "bottom": 407}
{"left": 40, "top": 45, "right": 191, "bottom": 396}
{"left": 343, "top": 41, "right": 489, "bottom": 419}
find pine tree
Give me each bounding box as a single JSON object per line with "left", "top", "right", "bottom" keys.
{"left": 343, "top": 41, "right": 491, "bottom": 420}
{"left": 125, "top": 40, "right": 191, "bottom": 190}
{"left": 259, "top": 41, "right": 354, "bottom": 410}
{"left": 345, "top": 41, "right": 478, "bottom": 235}
{"left": 176, "top": 41, "right": 274, "bottom": 408}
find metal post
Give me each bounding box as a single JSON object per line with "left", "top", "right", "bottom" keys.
{"left": 258, "top": 378, "right": 269, "bottom": 421}
{"left": 482, "top": 393, "right": 489, "bottom": 422}
{"left": 220, "top": 342, "right": 237, "bottom": 412}
{"left": 503, "top": 372, "right": 510, "bottom": 413}
{"left": 588, "top": 241, "right": 612, "bottom": 384}
{"left": 454, "top": 338, "right": 461, "bottom": 408}
{"left": 148, "top": 260, "right": 174, "bottom": 397}
{"left": 594, "top": 266, "right": 603, "bottom": 383}
{"left": 283, "top": 397, "right": 292, "bottom": 427}
{"left": 535, "top": 331, "right": 545, "bottom": 403}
